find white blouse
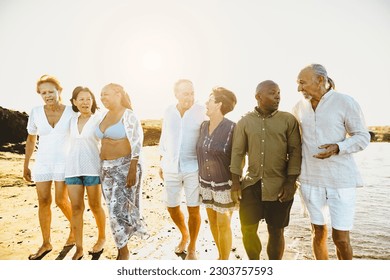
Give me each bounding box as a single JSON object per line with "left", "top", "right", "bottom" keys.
{"left": 27, "top": 106, "right": 75, "bottom": 182}
{"left": 65, "top": 113, "right": 102, "bottom": 178}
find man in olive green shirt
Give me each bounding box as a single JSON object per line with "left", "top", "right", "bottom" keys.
{"left": 230, "top": 80, "right": 301, "bottom": 260}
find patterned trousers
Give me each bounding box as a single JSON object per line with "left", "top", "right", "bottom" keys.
{"left": 101, "top": 156, "right": 147, "bottom": 249}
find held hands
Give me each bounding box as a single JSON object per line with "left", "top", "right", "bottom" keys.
{"left": 313, "top": 144, "right": 340, "bottom": 159}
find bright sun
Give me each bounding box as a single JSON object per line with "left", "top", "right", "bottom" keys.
{"left": 142, "top": 51, "right": 162, "bottom": 71}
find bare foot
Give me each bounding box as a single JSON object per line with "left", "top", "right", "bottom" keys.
{"left": 116, "top": 250, "right": 129, "bottom": 260}
{"left": 28, "top": 244, "right": 53, "bottom": 260}
{"left": 117, "top": 253, "right": 129, "bottom": 260}
{"left": 64, "top": 234, "right": 75, "bottom": 247}
{"left": 185, "top": 250, "right": 198, "bottom": 260}
{"left": 174, "top": 236, "right": 189, "bottom": 254}
{"left": 64, "top": 227, "right": 75, "bottom": 247}
{"left": 117, "top": 246, "right": 129, "bottom": 260}
{"left": 90, "top": 239, "right": 105, "bottom": 253}
{"left": 72, "top": 249, "right": 84, "bottom": 260}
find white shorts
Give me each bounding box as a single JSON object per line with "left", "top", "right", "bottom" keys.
{"left": 299, "top": 184, "right": 356, "bottom": 231}
{"left": 163, "top": 171, "right": 200, "bottom": 207}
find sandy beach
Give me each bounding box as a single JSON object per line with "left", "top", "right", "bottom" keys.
{"left": 0, "top": 145, "right": 303, "bottom": 261}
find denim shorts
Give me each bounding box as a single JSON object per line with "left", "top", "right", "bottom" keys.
{"left": 65, "top": 176, "right": 100, "bottom": 186}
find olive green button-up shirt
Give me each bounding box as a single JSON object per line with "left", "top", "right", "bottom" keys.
{"left": 230, "top": 108, "right": 302, "bottom": 201}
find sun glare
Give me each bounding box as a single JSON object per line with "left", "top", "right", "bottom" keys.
{"left": 142, "top": 51, "right": 162, "bottom": 71}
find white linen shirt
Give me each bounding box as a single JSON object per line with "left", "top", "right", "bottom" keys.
{"left": 65, "top": 113, "right": 102, "bottom": 178}
{"left": 292, "top": 90, "right": 370, "bottom": 188}
{"left": 27, "top": 105, "right": 75, "bottom": 182}
{"left": 159, "top": 103, "right": 207, "bottom": 174}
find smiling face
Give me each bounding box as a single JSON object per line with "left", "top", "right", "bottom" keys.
{"left": 37, "top": 82, "right": 60, "bottom": 105}
{"left": 205, "top": 94, "right": 222, "bottom": 117}
{"left": 100, "top": 85, "right": 120, "bottom": 110}
{"left": 175, "top": 81, "right": 194, "bottom": 112}
{"left": 73, "top": 90, "right": 93, "bottom": 114}
{"left": 297, "top": 68, "right": 321, "bottom": 100}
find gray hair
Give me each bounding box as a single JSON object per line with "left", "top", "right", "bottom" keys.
{"left": 174, "top": 79, "right": 193, "bottom": 93}
{"left": 308, "top": 64, "right": 335, "bottom": 90}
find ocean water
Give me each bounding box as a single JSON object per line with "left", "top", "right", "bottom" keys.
{"left": 286, "top": 142, "right": 390, "bottom": 260}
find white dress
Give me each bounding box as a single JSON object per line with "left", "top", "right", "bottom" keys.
{"left": 27, "top": 106, "right": 75, "bottom": 182}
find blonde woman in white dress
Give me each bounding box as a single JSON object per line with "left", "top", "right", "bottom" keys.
{"left": 23, "top": 75, "right": 75, "bottom": 260}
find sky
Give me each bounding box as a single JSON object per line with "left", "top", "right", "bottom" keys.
{"left": 0, "top": 0, "right": 389, "bottom": 126}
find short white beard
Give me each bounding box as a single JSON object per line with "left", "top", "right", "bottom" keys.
{"left": 303, "top": 93, "right": 312, "bottom": 100}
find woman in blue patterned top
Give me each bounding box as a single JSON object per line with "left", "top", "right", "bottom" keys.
{"left": 196, "top": 87, "right": 237, "bottom": 260}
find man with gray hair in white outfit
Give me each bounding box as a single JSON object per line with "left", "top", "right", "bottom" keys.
{"left": 293, "top": 64, "right": 370, "bottom": 260}
{"left": 159, "top": 79, "right": 207, "bottom": 260}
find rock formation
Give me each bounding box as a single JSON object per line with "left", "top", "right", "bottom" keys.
{"left": 0, "top": 107, "right": 28, "bottom": 153}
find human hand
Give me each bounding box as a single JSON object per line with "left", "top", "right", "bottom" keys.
{"left": 278, "top": 182, "right": 297, "bottom": 202}
{"left": 230, "top": 182, "right": 242, "bottom": 204}
{"left": 158, "top": 167, "right": 164, "bottom": 180}
{"left": 126, "top": 161, "right": 138, "bottom": 188}
{"left": 313, "top": 144, "right": 339, "bottom": 159}
{"left": 23, "top": 167, "right": 32, "bottom": 182}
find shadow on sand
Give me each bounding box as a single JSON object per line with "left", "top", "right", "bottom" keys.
{"left": 55, "top": 244, "right": 75, "bottom": 260}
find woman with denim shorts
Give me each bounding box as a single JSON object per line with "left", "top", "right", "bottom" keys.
{"left": 65, "top": 86, "right": 106, "bottom": 260}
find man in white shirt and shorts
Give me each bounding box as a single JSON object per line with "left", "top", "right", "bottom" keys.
{"left": 293, "top": 64, "right": 370, "bottom": 260}
{"left": 159, "top": 79, "right": 207, "bottom": 260}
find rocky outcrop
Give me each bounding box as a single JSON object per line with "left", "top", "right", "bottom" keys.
{"left": 0, "top": 107, "right": 28, "bottom": 153}
{"left": 141, "top": 120, "right": 161, "bottom": 147}
{"left": 368, "top": 126, "right": 390, "bottom": 142}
